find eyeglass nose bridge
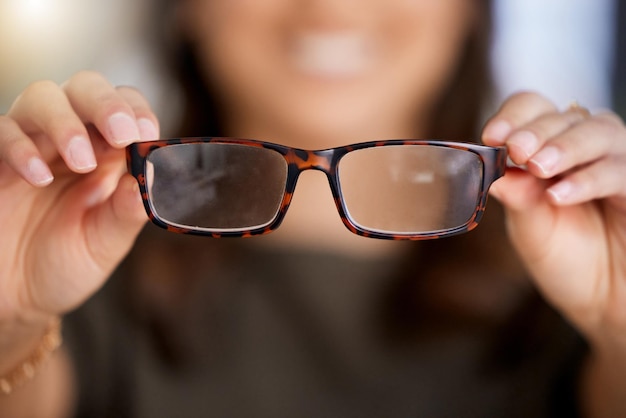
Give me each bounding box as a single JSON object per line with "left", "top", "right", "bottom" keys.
{"left": 286, "top": 148, "right": 335, "bottom": 172}
{"left": 279, "top": 147, "right": 351, "bottom": 229}
{"left": 283, "top": 148, "right": 340, "bottom": 194}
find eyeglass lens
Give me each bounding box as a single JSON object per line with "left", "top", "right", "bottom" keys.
{"left": 144, "top": 143, "right": 484, "bottom": 235}
{"left": 337, "top": 145, "right": 482, "bottom": 234}
{"left": 146, "top": 143, "right": 288, "bottom": 232}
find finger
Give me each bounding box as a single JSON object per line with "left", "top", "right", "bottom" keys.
{"left": 528, "top": 112, "right": 626, "bottom": 179}
{"left": 0, "top": 115, "right": 54, "bottom": 186}
{"left": 62, "top": 71, "right": 141, "bottom": 147}
{"left": 545, "top": 155, "right": 626, "bottom": 205}
{"left": 8, "top": 80, "right": 97, "bottom": 173}
{"left": 504, "top": 110, "right": 590, "bottom": 165}
{"left": 116, "top": 86, "right": 160, "bottom": 141}
{"left": 482, "top": 91, "right": 558, "bottom": 145}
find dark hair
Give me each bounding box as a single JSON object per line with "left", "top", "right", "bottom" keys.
{"left": 429, "top": 1, "right": 492, "bottom": 140}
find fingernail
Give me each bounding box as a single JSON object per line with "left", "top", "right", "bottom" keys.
{"left": 138, "top": 118, "right": 158, "bottom": 141}
{"left": 483, "top": 120, "right": 512, "bottom": 144}
{"left": 547, "top": 180, "right": 576, "bottom": 203}
{"left": 68, "top": 136, "right": 97, "bottom": 171}
{"left": 507, "top": 130, "right": 538, "bottom": 159}
{"left": 108, "top": 113, "right": 140, "bottom": 145}
{"left": 27, "top": 157, "right": 54, "bottom": 186}
{"left": 530, "top": 146, "right": 561, "bottom": 176}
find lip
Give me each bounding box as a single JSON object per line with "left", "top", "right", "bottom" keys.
{"left": 289, "top": 31, "right": 375, "bottom": 79}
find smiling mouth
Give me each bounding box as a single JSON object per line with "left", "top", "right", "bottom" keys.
{"left": 290, "top": 32, "right": 375, "bottom": 79}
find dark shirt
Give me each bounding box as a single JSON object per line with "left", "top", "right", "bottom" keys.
{"left": 65, "top": 235, "right": 585, "bottom": 418}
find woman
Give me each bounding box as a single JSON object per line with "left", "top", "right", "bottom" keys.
{"left": 1, "top": 0, "right": 626, "bottom": 417}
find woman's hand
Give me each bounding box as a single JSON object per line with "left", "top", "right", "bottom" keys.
{"left": 0, "top": 71, "right": 158, "bottom": 319}
{"left": 482, "top": 91, "right": 626, "bottom": 344}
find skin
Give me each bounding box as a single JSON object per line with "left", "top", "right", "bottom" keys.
{"left": 0, "top": 1, "right": 626, "bottom": 416}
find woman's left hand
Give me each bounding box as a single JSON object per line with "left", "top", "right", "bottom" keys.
{"left": 481, "top": 91, "right": 626, "bottom": 344}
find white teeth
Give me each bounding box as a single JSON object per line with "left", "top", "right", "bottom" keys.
{"left": 291, "top": 32, "right": 373, "bottom": 78}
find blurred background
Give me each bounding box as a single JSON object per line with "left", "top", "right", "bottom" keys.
{"left": 0, "top": 0, "right": 622, "bottom": 132}
{"left": 0, "top": 0, "right": 181, "bottom": 130}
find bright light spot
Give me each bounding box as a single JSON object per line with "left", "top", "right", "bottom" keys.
{"left": 16, "top": 0, "right": 53, "bottom": 20}
{"left": 0, "top": 0, "right": 84, "bottom": 110}
{"left": 0, "top": 0, "right": 150, "bottom": 113}
{"left": 8, "top": 0, "right": 62, "bottom": 26}
{"left": 0, "top": 0, "right": 73, "bottom": 53}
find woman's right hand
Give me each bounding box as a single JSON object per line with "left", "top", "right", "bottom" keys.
{"left": 0, "top": 71, "right": 159, "bottom": 319}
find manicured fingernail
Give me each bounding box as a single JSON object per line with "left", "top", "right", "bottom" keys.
{"left": 547, "top": 180, "right": 576, "bottom": 203}
{"left": 483, "top": 120, "right": 512, "bottom": 144}
{"left": 507, "top": 130, "right": 538, "bottom": 159}
{"left": 530, "top": 146, "right": 561, "bottom": 176}
{"left": 68, "top": 136, "right": 97, "bottom": 171}
{"left": 27, "top": 157, "right": 54, "bottom": 186}
{"left": 138, "top": 118, "right": 158, "bottom": 141}
{"left": 108, "top": 113, "right": 140, "bottom": 145}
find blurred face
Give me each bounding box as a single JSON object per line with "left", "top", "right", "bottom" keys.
{"left": 182, "top": 0, "right": 478, "bottom": 148}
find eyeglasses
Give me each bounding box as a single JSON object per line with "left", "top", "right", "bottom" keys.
{"left": 126, "top": 138, "right": 507, "bottom": 240}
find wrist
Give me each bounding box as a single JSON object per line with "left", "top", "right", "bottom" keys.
{"left": 0, "top": 314, "right": 62, "bottom": 394}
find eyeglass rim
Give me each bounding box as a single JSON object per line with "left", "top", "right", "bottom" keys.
{"left": 126, "top": 137, "right": 507, "bottom": 240}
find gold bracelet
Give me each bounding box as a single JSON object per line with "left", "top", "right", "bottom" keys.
{"left": 0, "top": 316, "right": 62, "bottom": 395}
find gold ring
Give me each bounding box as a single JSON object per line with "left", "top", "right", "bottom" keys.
{"left": 566, "top": 101, "right": 591, "bottom": 118}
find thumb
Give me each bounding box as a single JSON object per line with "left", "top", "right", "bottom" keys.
{"left": 489, "top": 168, "right": 548, "bottom": 212}
{"left": 488, "top": 168, "right": 557, "bottom": 264}
{"left": 490, "top": 169, "right": 606, "bottom": 322}
{"left": 83, "top": 174, "right": 148, "bottom": 275}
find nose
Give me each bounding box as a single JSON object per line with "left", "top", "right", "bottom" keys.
{"left": 294, "top": 0, "right": 370, "bottom": 29}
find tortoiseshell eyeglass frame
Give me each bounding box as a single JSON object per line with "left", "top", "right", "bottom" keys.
{"left": 126, "top": 138, "right": 507, "bottom": 240}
